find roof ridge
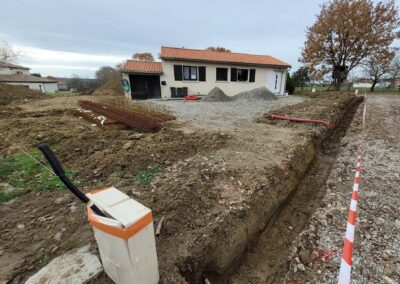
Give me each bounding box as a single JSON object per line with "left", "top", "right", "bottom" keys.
{"left": 160, "top": 46, "right": 273, "bottom": 58}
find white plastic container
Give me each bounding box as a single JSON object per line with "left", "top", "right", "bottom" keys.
{"left": 86, "top": 186, "right": 159, "bottom": 284}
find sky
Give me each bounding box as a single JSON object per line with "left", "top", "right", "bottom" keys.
{"left": 1, "top": 0, "right": 399, "bottom": 78}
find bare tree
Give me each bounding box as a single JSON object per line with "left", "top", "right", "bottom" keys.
{"left": 0, "top": 41, "right": 22, "bottom": 64}
{"left": 363, "top": 49, "right": 394, "bottom": 91}
{"left": 388, "top": 53, "right": 400, "bottom": 89}
{"left": 300, "top": 0, "right": 400, "bottom": 90}
{"left": 132, "top": 52, "right": 154, "bottom": 61}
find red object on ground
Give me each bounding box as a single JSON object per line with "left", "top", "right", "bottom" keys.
{"left": 184, "top": 95, "right": 201, "bottom": 100}
{"left": 271, "top": 114, "right": 334, "bottom": 129}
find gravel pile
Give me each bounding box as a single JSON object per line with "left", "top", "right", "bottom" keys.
{"left": 147, "top": 96, "right": 304, "bottom": 126}
{"left": 284, "top": 95, "right": 400, "bottom": 283}
{"left": 202, "top": 87, "right": 233, "bottom": 102}
{"left": 233, "top": 87, "right": 278, "bottom": 101}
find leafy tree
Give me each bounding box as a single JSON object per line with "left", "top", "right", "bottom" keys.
{"left": 286, "top": 73, "right": 295, "bottom": 94}
{"left": 31, "top": 73, "right": 41, "bottom": 77}
{"left": 363, "top": 48, "right": 394, "bottom": 91}
{"left": 206, "top": 46, "right": 231, "bottom": 52}
{"left": 132, "top": 52, "right": 154, "bottom": 61}
{"left": 95, "top": 66, "right": 119, "bottom": 86}
{"left": 300, "top": 0, "right": 400, "bottom": 90}
{"left": 292, "top": 67, "right": 310, "bottom": 90}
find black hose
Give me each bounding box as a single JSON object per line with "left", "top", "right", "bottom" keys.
{"left": 38, "top": 144, "right": 107, "bottom": 217}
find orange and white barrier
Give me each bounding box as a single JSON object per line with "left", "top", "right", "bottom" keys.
{"left": 87, "top": 187, "right": 159, "bottom": 284}
{"left": 338, "top": 95, "right": 367, "bottom": 284}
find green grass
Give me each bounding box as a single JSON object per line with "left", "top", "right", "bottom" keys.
{"left": 132, "top": 166, "right": 162, "bottom": 186}
{"left": 45, "top": 91, "right": 78, "bottom": 97}
{"left": 0, "top": 149, "right": 80, "bottom": 203}
{"left": 295, "top": 86, "right": 400, "bottom": 94}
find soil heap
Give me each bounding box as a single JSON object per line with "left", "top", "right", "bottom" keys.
{"left": 0, "top": 84, "right": 41, "bottom": 106}
{"left": 233, "top": 87, "right": 278, "bottom": 101}
{"left": 202, "top": 87, "right": 233, "bottom": 102}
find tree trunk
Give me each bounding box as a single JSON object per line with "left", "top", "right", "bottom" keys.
{"left": 370, "top": 78, "right": 378, "bottom": 92}
{"left": 333, "top": 78, "right": 345, "bottom": 91}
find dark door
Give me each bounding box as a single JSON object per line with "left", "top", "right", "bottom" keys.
{"left": 129, "top": 75, "right": 161, "bottom": 100}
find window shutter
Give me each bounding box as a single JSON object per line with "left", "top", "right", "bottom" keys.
{"left": 199, "top": 66, "right": 206, "bottom": 81}
{"left": 249, "top": 69, "right": 256, "bottom": 82}
{"left": 174, "top": 65, "right": 183, "bottom": 81}
{"left": 231, "top": 68, "right": 237, "bottom": 81}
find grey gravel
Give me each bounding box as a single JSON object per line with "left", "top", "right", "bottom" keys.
{"left": 148, "top": 96, "right": 305, "bottom": 126}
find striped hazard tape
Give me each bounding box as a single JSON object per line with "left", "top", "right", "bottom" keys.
{"left": 338, "top": 94, "right": 367, "bottom": 284}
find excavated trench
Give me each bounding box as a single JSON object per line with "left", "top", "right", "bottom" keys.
{"left": 200, "top": 97, "right": 363, "bottom": 283}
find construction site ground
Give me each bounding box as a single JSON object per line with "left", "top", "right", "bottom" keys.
{"left": 0, "top": 92, "right": 398, "bottom": 283}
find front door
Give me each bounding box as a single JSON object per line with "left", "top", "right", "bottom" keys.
{"left": 129, "top": 75, "right": 161, "bottom": 100}
{"left": 267, "top": 71, "right": 282, "bottom": 93}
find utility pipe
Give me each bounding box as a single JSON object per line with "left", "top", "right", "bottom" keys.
{"left": 271, "top": 114, "right": 334, "bottom": 129}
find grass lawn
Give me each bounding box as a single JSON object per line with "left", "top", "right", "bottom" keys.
{"left": 295, "top": 86, "right": 400, "bottom": 94}
{"left": 45, "top": 91, "right": 78, "bottom": 97}
{"left": 0, "top": 149, "right": 80, "bottom": 203}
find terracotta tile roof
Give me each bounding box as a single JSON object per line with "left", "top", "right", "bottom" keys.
{"left": 121, "top": 60, "right": 163, "bottom": 74}
{"left": 0, "top": 74, "right": 58, "bottom": 83}
{"left": 0, "top": 62, "right": 30, "bottom": 70}
{"left": 160, "top": 46, "right": 290, "bottom": 68}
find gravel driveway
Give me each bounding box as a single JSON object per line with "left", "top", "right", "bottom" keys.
{"left": 147, "top": 96, "right": 305, "bottom": 126}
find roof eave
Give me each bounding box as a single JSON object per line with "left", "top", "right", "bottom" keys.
{"left": 160, "top": 57, "right": 290, "bottom": 68}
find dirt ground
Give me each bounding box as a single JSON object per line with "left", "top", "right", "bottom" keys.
{"left": 283, "top": 94, "right": 400, "bottom": 283}
{"left": 0, "top": 91, "right": 372, "bottom": 283}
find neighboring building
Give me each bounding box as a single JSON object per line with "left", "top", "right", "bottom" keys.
{"left": 0, "top": 62, "right": 58, "bottom": 93}
{"left": 56, "top": 79, "right": 69, "bottom": 91}
{"left": 120, "top": 46, "right": 290, "bottom": 99}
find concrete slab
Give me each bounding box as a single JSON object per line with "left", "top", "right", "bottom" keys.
{"left": 25, "top": 245, "right": 103, "bottom": 284}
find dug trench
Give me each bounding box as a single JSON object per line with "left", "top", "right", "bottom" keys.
{"left": 175, "top": 94, "right": 363, "bottom": 283}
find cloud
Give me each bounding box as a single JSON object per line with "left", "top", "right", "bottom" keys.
{"left": 14, "top": 45, "right": 128, "bottom": 77}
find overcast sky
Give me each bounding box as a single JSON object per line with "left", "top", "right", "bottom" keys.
{"left": 1, "top": 0, "right": 399, "bottom": 78}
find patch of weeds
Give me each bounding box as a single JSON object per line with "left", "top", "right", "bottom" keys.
{"left": 109, "top": 170, "right": 124, "bottom": 183}
{"left": 177, "top": 172, "right": 188, "bottom": 180}
{"left": 0, "top": 149, "right": 81, "bottom": 202}
{"left": 36, "top": 249, "right": 48, "bottom": 264}
{"left": 132, "top": 166, "right": 162, "bottom": 186}
{"left": 64, "top": 239, "right": 79, "bottom": 250}
{"left": 0, "top": 189, "right": 27, "bottom": 203}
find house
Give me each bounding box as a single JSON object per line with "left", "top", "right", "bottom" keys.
{"left": 120, "top": 46, "right": 290, "bottom": 99}
{"left": 0, "top": 62, "right": 58, "bottom": 93}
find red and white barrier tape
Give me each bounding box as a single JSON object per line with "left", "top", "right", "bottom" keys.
{"left": 338, "top": 93, "right": 367, "bottom": 284}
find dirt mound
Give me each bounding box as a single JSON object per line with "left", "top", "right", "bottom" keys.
{"left": 202, "top": 87, "right": 233, "bottom": 102}
{"left": 258, "top": 93, "right": 362, "bottom": 126}
{"left": 0, "top": 84, "right": 41, "bottom": 106}
{"left": 57, "top": 129, "right": 226, "bottom": 180}
{"left": 234, "top": 87, "right": 278, "bottom": 101}
{"left": 92, "top": 79, "right": 123, "bottom": 96}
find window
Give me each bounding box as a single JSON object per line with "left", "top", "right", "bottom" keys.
{"left": 231, "top": 68, "right": 237, "bottom": 81}
{"left": 231, "top": 68, "right": 249, "bottom": 82}
{"left": 275, "top": 74, "right": 278, "bottom": 89}
{"left": 216, "top": 68, "right": 228, "bottom": 81}
{"left": 237, "top": 69, "right": 249, "bottom": 81}
{"left": 249, "top": 69, "right": 256, "bottom": 82}
{"left": 174, "top": 65, "right": 183, "bottom": 81}
{"left": 198, "top": 66, "right": 206, "bottom": 81}
{"left": 183, "top": 66, "right": 197, "bottom": 80}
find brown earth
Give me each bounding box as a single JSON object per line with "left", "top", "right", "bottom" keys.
{"left": 0, "top": 84, "right": 42, "bottom": 106}
{"left": 0, "top": 93, "right": 362, "bottom": 283}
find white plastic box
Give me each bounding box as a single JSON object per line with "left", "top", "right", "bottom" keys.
{"left": 86, "top": 186, "right": 159, "bottom": 284}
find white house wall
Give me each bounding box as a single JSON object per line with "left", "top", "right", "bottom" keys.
{"left": 0, "top": 67, "right": 30, "bottom": 75}
{"left": 159, "top": 60, "right": 287, "bottom": 98}
{"left": 5, "top": 82, "right": 59, "bottom": 93}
